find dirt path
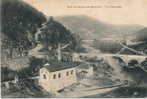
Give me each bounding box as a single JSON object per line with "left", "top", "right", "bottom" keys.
{"left": 55, "top": 84, "right": 124, "bottom": 98}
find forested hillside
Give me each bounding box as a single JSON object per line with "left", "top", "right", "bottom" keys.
{"left": 1, "top": 0, "right": 47, "bottom": 82}
{"left": 1, "top": 0, "right": 46, "bottom": 59}
{"left": 56, "top": 15, "right": 144, "bottom": 40}
{"left": 1, "top": 0, "right": 83, "bottom": 82}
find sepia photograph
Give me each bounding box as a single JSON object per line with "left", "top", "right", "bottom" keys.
{"left": 1, "top": 0, "right": 147, "bottom": 98}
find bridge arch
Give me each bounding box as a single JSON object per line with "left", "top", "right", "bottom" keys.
{"left": 128, "top": 59, "right": 139, "bottom": 67}
{"left": 140, "top": 58, "right": 147, "bottom": 70}
{"left": 115, "top": 55, "right": 147, "bottom": 65}
{"left": 112, "top": 56, "right": 127, "bottom": 66}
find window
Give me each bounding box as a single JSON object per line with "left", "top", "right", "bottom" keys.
{"left": 53, "top": 74, "right": 56, "bottom": 79}
{"left": 58, "top": 73, "right": 61, "bottom": 78}
{"left": 66, "top": 71, "right": 69, "bottom": 76}
{"left": 43, "top": 74, "right": 46, "bottom": 79}
{"left": 71, "top": 70, "right": 74, "bottom": 75}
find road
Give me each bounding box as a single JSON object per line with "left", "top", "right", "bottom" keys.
{"left": 55, "top": 83, "right": 124, "bottom": 98}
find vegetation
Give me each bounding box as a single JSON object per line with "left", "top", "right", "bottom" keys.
{"left": 39, "top": 17, "right": 83, "bottom": 61}
{"left": 136, "top": 28, "right": 147, "bottom": 42}
{"left": 1, "top": 0, "right": 46, "bottom": 58}
{"left": 93, "top": 39, "right": 123, "bottom": 53}
{"left": 1, "top": 0, "right": 83, "bottom": 82}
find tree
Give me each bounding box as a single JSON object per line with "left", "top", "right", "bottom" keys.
{"left": 40, "top": 17, "right": 78, "bottom": 61}
{"left": 1, "top": 0, "right": 46, "bottom": 58}
{"left": 70, "top": 33, "right": 84, "bottom": 52}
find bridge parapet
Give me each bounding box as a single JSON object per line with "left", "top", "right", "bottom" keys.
{"left": 112, "top": 54, "right": 147, "bottom": 65}
{"left": 73, "top": 53, "right": 147, "bottom": 65}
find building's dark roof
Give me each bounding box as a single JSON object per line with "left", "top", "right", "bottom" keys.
{"left": 44, "top": 61, "right": 80, "bottom": 72}
{"left": 78, "top": 63, "right": 90, "bottom": 69}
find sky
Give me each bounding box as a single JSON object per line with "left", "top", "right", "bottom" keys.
{"left": 24, "top": 0, "right": 147, "bottom": 26}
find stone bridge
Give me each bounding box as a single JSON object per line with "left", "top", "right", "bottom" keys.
{"left": 100, "top": 54, "right": 146, "bottom": 64}
{"left": 72, "top": 53, "right": 147, "bottom": 65}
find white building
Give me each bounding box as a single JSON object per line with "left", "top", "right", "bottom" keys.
{"left": 39, "top": 61, "right": 79, "bottom": 92}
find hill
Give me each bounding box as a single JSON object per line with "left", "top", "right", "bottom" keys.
{"left": 1, "top": 0, "right": 46, "bottom": 58}
{"left": 1, "top": 0, "right": 47, "bottom": 81}
{"left": 56, "top": 15, "right": 144, "bottom": 40}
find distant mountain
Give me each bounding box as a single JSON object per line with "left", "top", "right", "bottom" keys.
{"left": 56, "top": 15, "right": 144, "bottom": 40}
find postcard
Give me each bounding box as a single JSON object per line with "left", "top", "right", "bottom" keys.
{"left": 1, "top": 0, "right": 147, "bottom": 98}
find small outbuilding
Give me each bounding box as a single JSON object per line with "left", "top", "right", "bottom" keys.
{"left": 39, "top": 61, "right": 79, "bottom": 92}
